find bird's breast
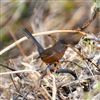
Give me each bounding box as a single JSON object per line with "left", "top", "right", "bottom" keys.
{"left": 41, "top": 48, "right": 66, "bottom": 64}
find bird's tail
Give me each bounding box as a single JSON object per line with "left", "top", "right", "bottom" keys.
{"left": 23, "top": 28, "right": 44, "bottom": 54}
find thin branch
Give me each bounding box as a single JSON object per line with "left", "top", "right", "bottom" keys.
{"left": 41, "top": 85, "right": 52, "bottom": 99}
{"left": 8, "top": 28, "right": 26, "bottom": 57}
{"left": 0, "top": 63, "right": 22, "bottom": 79}
{"left": 78, "top": 4, "right": 98, "bottom": 31}
{"left": 0, "top": 69, "right": 35, "bottom": 75}
{"left": 10, "top": 74, "right": 19, "bottom": 92}
{"left": 51, "top": 74, "right": 57, "bottom": 100}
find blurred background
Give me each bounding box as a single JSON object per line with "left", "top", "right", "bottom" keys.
{"left": 0, "top": 0, "right": 100, "bottom": 60}
{"left": 0, "top": 1, "right": 100, "bottom": 99}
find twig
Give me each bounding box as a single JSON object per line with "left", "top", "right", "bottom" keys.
{"left": 78, "top": 4, "right": 98, "bottom": 31}
{"left": 0, "top": 63, "right": 22, "bottom": 79}
{"left": 78, "top": 17, "right": 96, "bottom": 31}
{"left": 41, "top": 85, "right": 52, "bottom": 99}
{"left": 0, "top": 29, "right": 86, "bottom": 56}
{"left": 22, "top": 92, "right": 29, "bottom": 100}
{"left": 14, "top": 91, "right": 28, "bottom": 100}
{"left": 68, "top": 84, "right": 74, "bottom": 100}
{"left": 10, "top": 74, "right": 19, "bottom": 92}
{"left": 8, "top": 28, "right": 26, "bottom": 58}
{"left": 0, "top": 69, "right": 35, "bottom": 75}
{"left": 51, "top": 74, "right": 57, "bottom": 100}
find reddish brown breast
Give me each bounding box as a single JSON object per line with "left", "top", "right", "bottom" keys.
{"left": 40, "top": 43, "right": 67, "bottom": 64}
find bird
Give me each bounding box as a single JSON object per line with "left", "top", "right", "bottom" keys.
{"left": 23, "top": 28, "right": 84, "bottom": 80}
